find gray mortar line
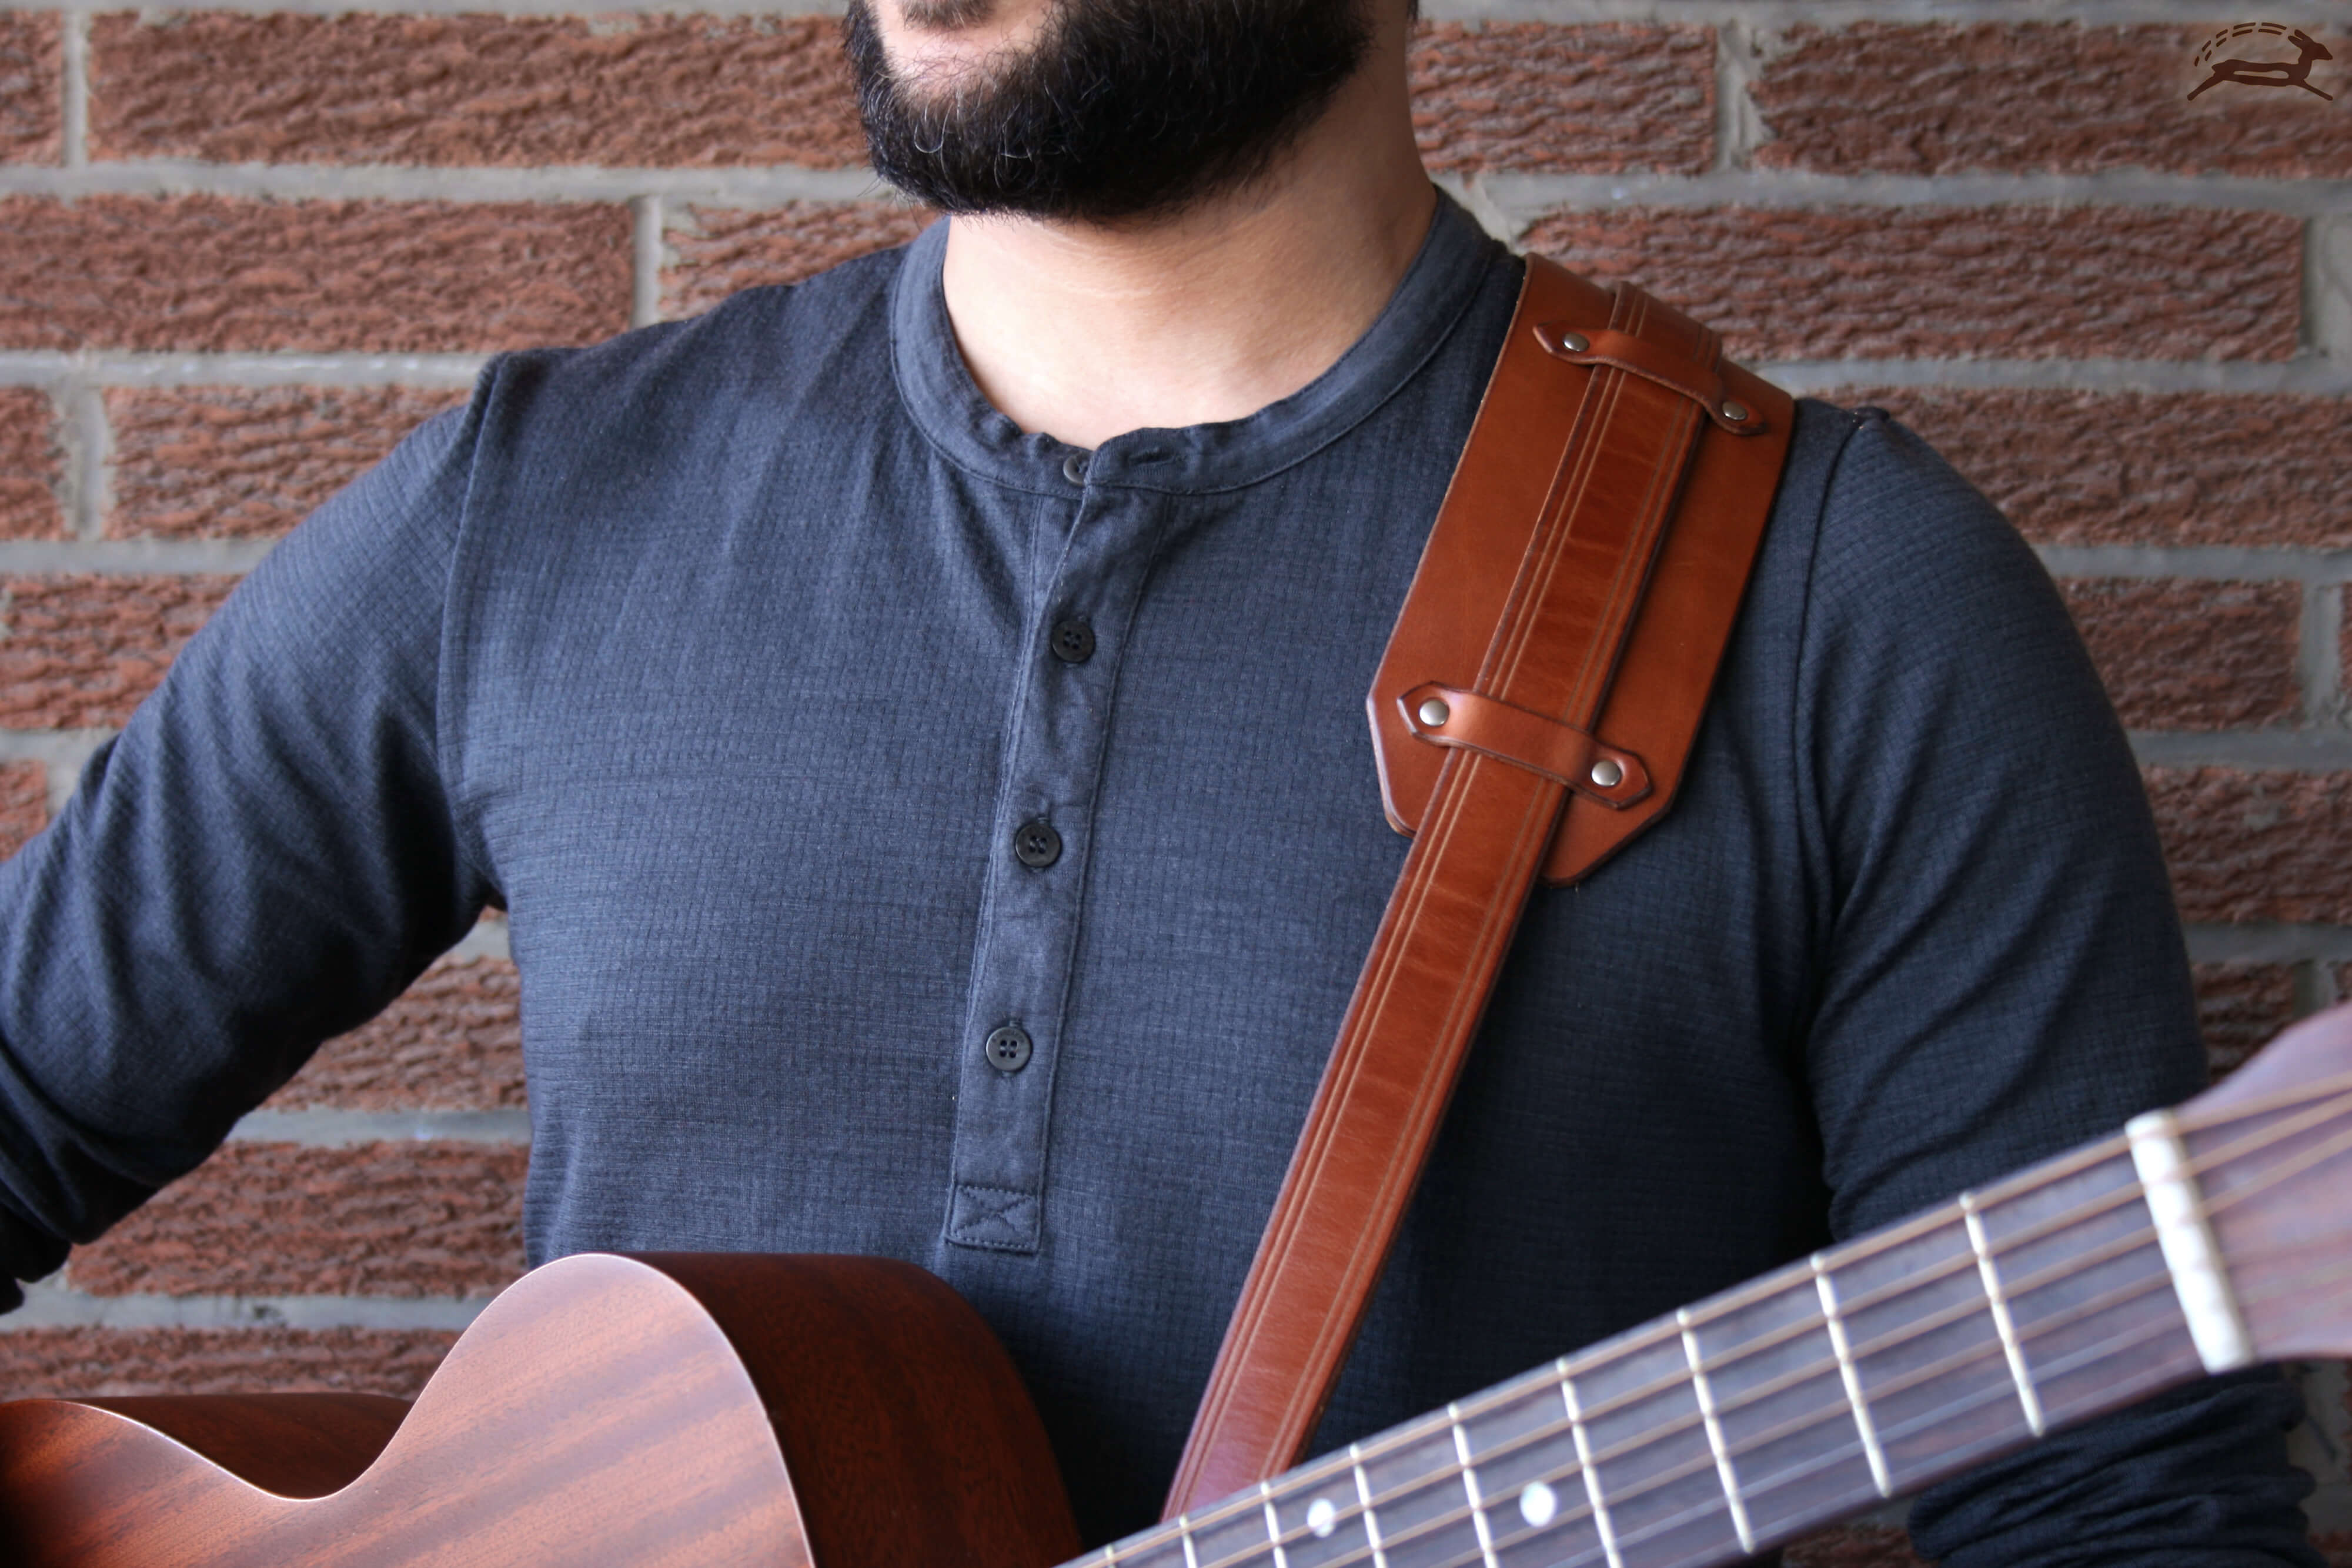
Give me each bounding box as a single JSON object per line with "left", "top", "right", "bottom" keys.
{"left": 0, "top": 539, "right": 273, "bottom": 573}
{"left": 34, "top": 0, "right": 846, "bottom": 15}
{"left": 1, "top": 1281, "right": 495, "bottom": 1330}
{"left": 58, "top": 12, "right": 88, "bottom": 170}
{"left": 6, "top": 161, "right": 2347, "bottom": 217}
{"left": 1482, "top": 168, "right": 2352, "bottom": 218}
{"left": 449, "top": 919, "right": 512, "bottom": 962}
{"left": 2037, "top": 544, "right": 2352, "bottom": 582}
{"left": 54, "top": 380, "right": 105, "bottom": 543}
{"left": 631, "top": 194, "right": 665, "bottom": 329}
{"left": 2186, "top": 924, "right": 2352, "bottom": 964}
{"left": 38, "top": 0, "right": 2314, "bottom": 21}
{"left": 2306, "top": 583, "right": 2347, "bottom": 727}
{"left": 226, "top": 1109, "right": 533, "bottom": 1146}
{"left": 1765, "top": 359, "right": 2352, "bottom": 395}
{"left": 0, "top": 352, "right": 487, "bottom": 389}
{"left": 2310, "top": 215, "right": 2352, "bottom": 363}
{"left": 2130, "top": 730, "right": 2352, "bottom": 769}
{"left": 1709, "top": 16, "right": 1746, "bottom": 176}
{"left": 30, "top": 353, "right": 2333, "bottom": 401}
{"left": 1419, "top": 0, "right": 2352, "bottom": 22}
{"left": 0, "top": 730, "right": 115, "bottom": 814}
{"left": 0, "top": 161, "right": 888, "bottom": 204}
{"left": 1432, "top": 170, "right": 1514, "bottom": 243}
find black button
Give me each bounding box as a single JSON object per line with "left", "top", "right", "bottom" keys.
{"left": 1062, "top": 452, "right": 1089, "bottom": 486}
{"left": 1013, "top": 819, "right": 1062, "bottom": 869}
{"left": 984, "top": 1024, "right": 1033, "bottom": 1074}
{"left": 1050, "top": 618, "right": 1095, "bottom": 664}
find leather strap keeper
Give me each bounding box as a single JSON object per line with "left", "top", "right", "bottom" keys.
{"left": 1163, "top": 257, "right": 1795, "bottom": 1520}
{"left": 1396, "top": 684, "right": 1651, "bottom": 807}
{"left": 1372, "top": 263, "right": 1794, "bottom": 887}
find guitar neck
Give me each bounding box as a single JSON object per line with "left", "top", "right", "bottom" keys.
{"left": 1089, "top": 1125, "right": 2221, "bottom": 1568}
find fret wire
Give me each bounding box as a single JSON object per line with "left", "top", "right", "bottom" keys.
{"left": 1813, "top": 1254, "right": 1892, "bottom": 1498}
{"left": 1181, "top": 1514, "right": 1201, "bottom": 1568}
{"left": 1960, "top": 1191, "right": 2046, "bottom": 1436}
{"left": 1444, "top": 1081, "right": 2344, "bottom": 1482}
{"left": 1178, "top": 1095, "right": 2352, "bottom": 1568}
{"left": 1830, "top": 1260, "right": 2175, "bottom": 1427}
{"left": 1261, "top": 1482, "right": 1291, "bottom": 1568}
{"left": 1217, "top": 1244, "right": 2179, "bottom": 1568}
{"left": 1562, "top": 1363, "right": 1625, "bottom": 1568}
{"left": 1449, "top": 1402, "right": 1502, "bottom": 1568}
{"left": 1975, "top": 1201, "right": 2174, "bottom": 1308}
{"left": 1261, "top": 1302, "right": 2212, "bottom": 1568}
{"left": 1501, "top": 1265, "right": 2191, "bottom": 1562}
{"left": 1678, "top": 1305, "right": 1755, "bottom": 1554}
{"left": 1237, "top": 1245, "right": 2180, "bottom": 1568}
{"left": 1867, "top": 1299, "right": 2190, "bottom": 1456}
{"left": 1351, "top": 1442, "right": 1391, "bottom": 1568}
{"left": 1196, "top": 1271, "right": 2199, "bottom": 1568}
{"left": 1420, "top": 1138, "right": 2139, "bottom": 1470}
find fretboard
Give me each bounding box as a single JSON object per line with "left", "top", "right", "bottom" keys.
{"left": 1085, "top": 1128, "right": 2213, "bottom": 1568}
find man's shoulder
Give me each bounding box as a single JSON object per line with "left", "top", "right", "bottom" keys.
{"left": 1762, "top": 396, "right": 2033, "bottom": 601}
{"left": 475, "top": 241, "right": 913, "bottom": 435}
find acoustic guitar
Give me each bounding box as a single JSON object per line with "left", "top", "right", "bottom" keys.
{"left": 6, "top": 1003, "right": 2351, "bottom": 1568}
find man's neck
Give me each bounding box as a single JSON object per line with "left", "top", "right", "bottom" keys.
{"left": 937, "top": 15, "right": 1436, "bottom": 451}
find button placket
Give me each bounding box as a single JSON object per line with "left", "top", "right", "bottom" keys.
{"left": 942, "top": 484, "right": 1167, "bottom": 1255}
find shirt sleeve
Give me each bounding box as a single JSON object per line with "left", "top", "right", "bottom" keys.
{"left": 0, "top": 387, "right": 500, "bottom": 1309}
{"left": 1783, "top": 408, "right": 2317, "bottom": 1563}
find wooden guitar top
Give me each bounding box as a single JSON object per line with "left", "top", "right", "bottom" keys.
{"left": 0, "top": 1252, "right": 1082, "bottom": 1568}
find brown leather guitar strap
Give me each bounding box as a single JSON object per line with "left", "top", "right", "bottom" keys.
{"left": 1163, "top": 256, "right": 1796, "bottom": 1518}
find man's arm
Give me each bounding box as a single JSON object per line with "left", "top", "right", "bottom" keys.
{"left": 1781, "top": 408, "right": 2317, "bottom": 1563}
{"left": 0, "top": 391, "right": 497, "bottom": 1308}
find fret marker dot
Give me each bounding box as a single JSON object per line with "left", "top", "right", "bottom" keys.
{"left": 1519, "top": 1481, "right": 1558, "bottom": 1529}
{"left": 1307, "top": 1499, "right": 1337, "bottom": 1538}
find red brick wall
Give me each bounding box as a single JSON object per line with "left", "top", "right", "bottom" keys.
{"left": 0, "top": 3, "right": 2347, "bottom": 1559}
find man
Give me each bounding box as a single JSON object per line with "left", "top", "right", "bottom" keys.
{"left": 0, "top": 0, "right": 2320, "bottom": 1560}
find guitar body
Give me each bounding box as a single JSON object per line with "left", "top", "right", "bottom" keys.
{"left": 0, "top": 1253, "right": 1083, "bottom": 1568}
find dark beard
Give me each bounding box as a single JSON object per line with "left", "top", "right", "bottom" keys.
{"left": 842, "top": 0, "right": 1374, "bottom": 223}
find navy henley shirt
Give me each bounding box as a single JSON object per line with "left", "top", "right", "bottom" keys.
{"left": 0, "top": 198, "right": 2318, "bottom": 1561}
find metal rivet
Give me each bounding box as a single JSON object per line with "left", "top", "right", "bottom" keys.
{"left": 1589, "top": 758, "right": 1625, "bottom": 789}
{"left": 1416, "top": 696, "right": 1451, "bottom": 728}
{"left": 1720, "top": 400, "right": 1749, "bottom": 424}
{"left": 1557, "top": 330, "right": 1589, "bottom": 355}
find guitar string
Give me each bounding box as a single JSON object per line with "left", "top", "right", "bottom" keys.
{"left": 1161, "top": 1278, "right": 2200, "bottom": 1568}
{"left": 1237, "top": 1091, "right": 2344, "bottom": 1550}
{"left": 2175, "top": 1062, "right": 2352, "bottom": 1134}
{"left": 1165, "top": 1241, "right": 2194, "bottom": 1568}
{"left": 1104, "top": 1084, "right": 2352, "bottom": 1566}
{"left": 1235, "top": 1203, "right": 2352, "bottom": 1568}
{"left": 1419, "top": 1250, "right": 2352, "bottom": 1568}
{"left": 1230, "top": 1225, "right": 2352, "bottom": 1568}
{"left": 1117, "top": 1095, "right": 2350, "bottom": 1566}
{"left": 1131, "top": 1236, "right": 2352, "bottom": 1568}
{"left": 1123, "top": 1091, "right": 2352, "bottom": 1568}
{"left": 1365, "top": 1305, "right": 2193, "bottom": 1568}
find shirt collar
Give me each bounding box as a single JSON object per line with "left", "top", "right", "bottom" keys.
{"left": 887, "top": 189, "right": 1509, "bottom": 497}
